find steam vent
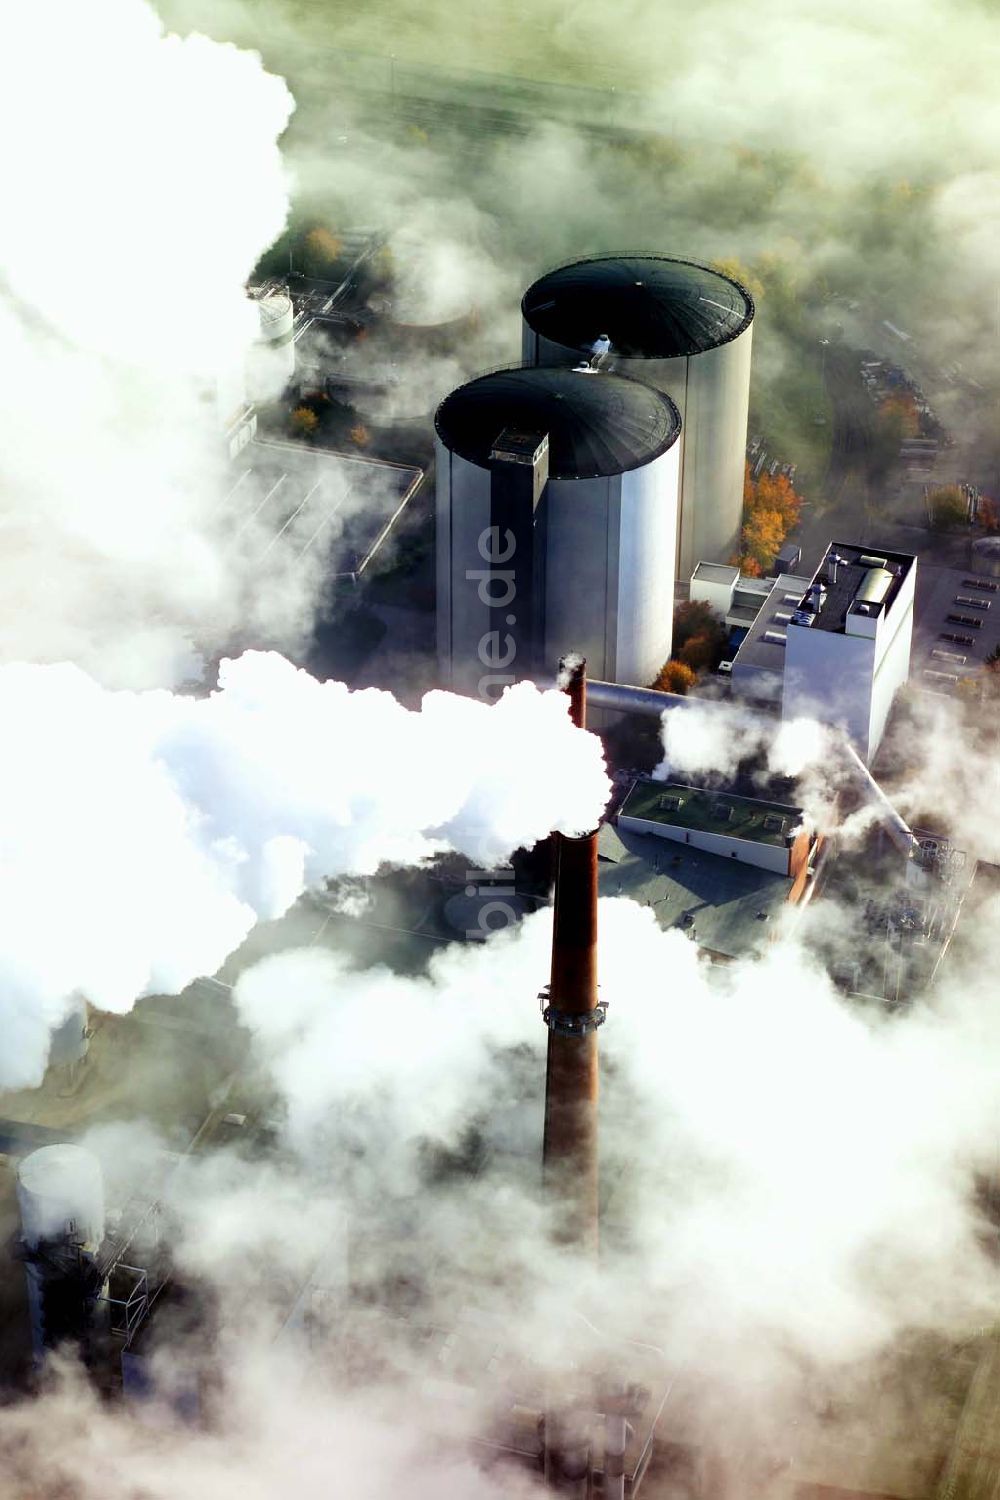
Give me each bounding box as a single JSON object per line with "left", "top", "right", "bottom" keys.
{"left": 435, "top": 365, "right": 681, "bottom": 697}
{"left": 521, "top": 256, "right": 754, "bottom": 580}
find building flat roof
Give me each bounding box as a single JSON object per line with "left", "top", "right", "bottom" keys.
{"left": 618, "top": 778, "right": 803, "bottom": 847}
{"left": 692, "top": 561, "right": 740, "bottom": 585}
{"left": 732, "top": 572, "right": 812, "bottom": 673}
{"left": 598, "top": 822, "right": 794, "bottom": 959}
{"left": 789, "top": 542, "right": 915, "bottom": 635}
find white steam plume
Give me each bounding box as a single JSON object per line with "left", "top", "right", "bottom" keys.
{"left": 0, "top": 652, "right": 609, "bottom": 1089}
{"left": 0, "top": 0, "right": 329, "bottom": 689}
{"left": 655, "top": 699, "right": 831, "bottom": 783}
{"left": 231, "top": 897, "right": 1000, "bottom": 1376}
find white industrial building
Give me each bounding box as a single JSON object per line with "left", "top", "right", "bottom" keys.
{"left": 521, "top": 256, "right": 754, "bottom": 582}
{"left": 685, "top": 543, "right": 916, "bottom": 761}
{"left": 435, "top": 366, "right": 681, "bottom": 699}
{"left": 780, "top": 543, "right": 916, "bottom": 761}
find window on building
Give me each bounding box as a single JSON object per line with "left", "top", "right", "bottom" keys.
{"left": 963, "top": 578, "right": 998, "bottom": 592}
{"left": 946, "top": 613, "right": 983, "bottom": 628}
{"left": 923, "top": 668, "right": 960, "bottom": 685}
{"left": 940, "top": 631, "right": 974, "bottom": 647}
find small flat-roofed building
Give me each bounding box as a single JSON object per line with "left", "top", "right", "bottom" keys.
{"left": 690, "top": 561, "right": 740, "bottom": 616}
{"left": 617, "top": 779, "right": 813, "bottom": 877}
{"left": 782, "top": 541, "right": 916, "bottom": 762}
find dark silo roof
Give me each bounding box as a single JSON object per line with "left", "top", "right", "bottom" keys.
{"left": 522, "top": 255, "right": 754, "bottom": 359}
{"left": 434, "top": 366, "right": 681, "bottom": 479}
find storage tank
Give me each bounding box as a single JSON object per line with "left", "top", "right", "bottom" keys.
{"left": 521, "top": 256, "right": 754, "bottom": 581}
{"left": 435, "top": 366, "right": 681, "bottom": 698}
{"left": 48, "top": 997, "right": 89, "bottom": 1070}
{"left": 17, "top": 1144, "right": 106, "bottom": 1362}
{"left": 248, "top": 290, "right": 296, "bottom": 400}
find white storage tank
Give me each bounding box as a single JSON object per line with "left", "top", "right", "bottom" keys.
{"left": 435, "top": 366, "right": 681, "bottom": 698}
{"left": 47, "top": 997, "right": 90, "bottom": 1070}
{"left": 17, "top": 1144, "right": 106, "bottom": 1362}
{"left": 248, "top": 290, "right": 296, "bottom": 401}
{"left": 522, "top": 256, "right": 754, "bottom": 581}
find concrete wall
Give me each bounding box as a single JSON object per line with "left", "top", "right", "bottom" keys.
{"left": 436, "top": 441, "right": 498, "bottom": 699}
{"left": 614, "top": 444, "right": 679, "bottom": 684}
{"left": 542, "top": 473, "right": 620, "bottom": 681}
{"left": 616, "top": 812, "right": 793, "bottom": 874}
{"left": 731, "top": 660, "right": 784, "bottom": 704}
{"left": 782, "top": 563, "right": 915, "bottom": 761}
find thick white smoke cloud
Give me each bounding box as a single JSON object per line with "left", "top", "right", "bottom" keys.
{"left": 0, "top": 652, "right": 609, "bottom": 1089}
{"left": 0, "top": 0, "right": 329, "bottom": 688}
{"left": 232, "top": 898, "right": 1000, "bottom": 1377}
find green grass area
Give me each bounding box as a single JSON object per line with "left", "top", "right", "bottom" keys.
{"left": 750, "top": 341, "right": 834, "bottom": 500}
{"left": 619, "top": 781, "right": 800, "bottom": 846}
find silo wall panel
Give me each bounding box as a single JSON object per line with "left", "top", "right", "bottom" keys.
{"left": 435, "top": 442, "right": 493, "bottom": 699}
{"left": 542, "top": 476, "right": 617, "bottom": 681}
{"left": 615, "top": 443, "right": 680, "bottom": 685}
{"left": 680, "top": 327, "right": 752, "bottom": 578}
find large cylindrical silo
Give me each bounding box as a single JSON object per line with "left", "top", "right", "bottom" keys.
{"left": 435, "top": 366, "right": 681, "bottom": 697}
{"left": 17, "top": 1144, "right": 106, "bottom": 1363}
{"left": 521, "top": 256, "right": 754, "bottom": 581}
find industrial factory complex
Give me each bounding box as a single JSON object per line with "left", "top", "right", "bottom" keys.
{"left": 5, "top": 236, "right": 1000, "bottom": 1500}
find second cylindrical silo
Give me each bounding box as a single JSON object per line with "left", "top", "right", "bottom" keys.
{"left": 522, "top": 255, "right": 754, "bottom": 582}
{"left": 435, "top": 366, "right": 681, "bottom": 697}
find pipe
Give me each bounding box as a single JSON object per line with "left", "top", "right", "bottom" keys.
{"left": 840, "top": 740, "right": 918, "bottom": 857}
{"left": 604, "top": 1385, "right": 628, "bottom": 1500}
{"left": 581, "top": 678, "right": 690, "bottom": 719}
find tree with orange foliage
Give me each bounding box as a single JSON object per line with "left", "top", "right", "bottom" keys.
{"left": 349, "top": 423, "right": 371, "bottom": 448}
{"left": 678, "top": 632, "right": 718, "bottom": 672}
{"left": 672, "top": 599, "right": 728, "bottom": 673}
{"left": 979, "top": 497, "right": 1000, "bottom": 534}
{"left": 736, "top": 462, "right": 803, "bottom": 574}
{"left": 878, "top": 392, "right": 920, "bottom": 440}
{"left": 653, "top": 660, "right": 696, "bottom": 695}
{"left": 290, "top": 406, "right": 318, "bottom": 438}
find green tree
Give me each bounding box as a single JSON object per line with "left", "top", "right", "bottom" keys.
{"left": 927, "top": 485, "right": 968, "bottom": 530}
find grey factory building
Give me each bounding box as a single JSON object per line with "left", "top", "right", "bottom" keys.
{"left": 435, "top": 366, "right": 681, "bottom": 697}
{"left": 521, "top": 256, "right": 754, "bottom": 582}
